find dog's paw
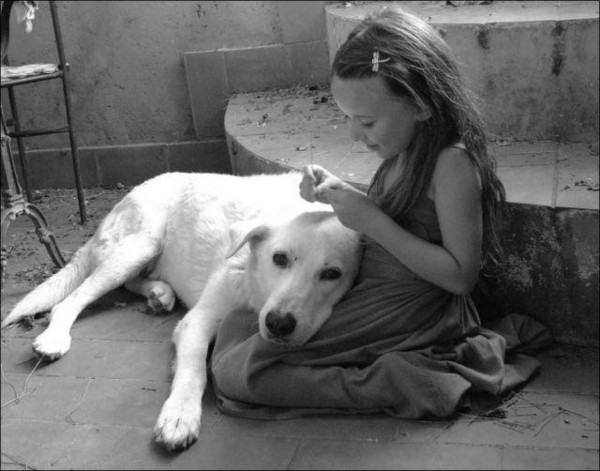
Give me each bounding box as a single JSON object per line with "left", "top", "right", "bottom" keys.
{"left": 148, "top": 283, "right": 176, "bottom": 314}
{"left": 153, "top": 395, "right": 201, "bottom": 451}
{"left": 32, "top": 330, "right": 71, "bottom": 361}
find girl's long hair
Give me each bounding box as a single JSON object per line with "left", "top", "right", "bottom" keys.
{"left": 331, "top": 6, "right": 506, "bottom": 272}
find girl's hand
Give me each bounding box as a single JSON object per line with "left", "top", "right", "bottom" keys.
{"left": 299, "top": 165, "right": 381, "bottom": 233}
{"left": 299, "top": 165, "right": 345, "bottom": 204}
{"left": 322, "top": 185, "right": 381, "bottom": 234}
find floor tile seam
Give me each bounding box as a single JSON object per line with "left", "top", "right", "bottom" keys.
{"left": 208, "top": 429, "right": 453, "bottom": 446}
{"left": 496, "top": 159, "right": 556, "bottom": 164}
{"left": 1, "top": 372, "right": 173, "bottom": 383}
{"left": 204, "top": 429, "right": 316, "bottom": 444}
{"left": 0, "top": 334, "right": 38, "bottom": 340}
{"left": 283, "top": 441, "right": 302, "bottom": 471}
{"left": 435, "top": 440, "right": 599, "bottom": 453}
{"left": 493, "top": 150, "right": 558, "bottom": 157}
{"left": 52, "top": 419, "right": 158, "bottom": 430}
{"left": 72, "top": 337, "right": 172, "bottom": 344}
{"left": 520, "top": 390, "right": 600, "bottom": 397}
{"left": 284, "top": 436, "right": 555, "bottom": 452}
{"left": 233, "top": 130, "right": 315, "bottom": 139}
{"left": 0, "top": 335, "right": 173, "bottom": 345}
{"left": 0, "top": 416, "right": 154, "bottom": 431}
{"left": 0, "top": 331, "right": 171, "bottom": 343}
{"left": 496, "top": 163, "right": 556, "bottom": 169}
{"left": 521, "top": 390, "right": 600, "bottom": 395}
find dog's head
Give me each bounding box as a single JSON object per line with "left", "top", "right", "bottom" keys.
{"left": 227, "top": 211, "right": 362, "bottom": 346}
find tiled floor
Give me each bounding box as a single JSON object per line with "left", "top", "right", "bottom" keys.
{"left": 1, "top": 187, "right": 598, "bottom": 470}
{"left": 1, "top": 296, "right": 598, "bottom": 470}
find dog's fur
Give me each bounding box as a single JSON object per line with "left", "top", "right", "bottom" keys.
{"left": 1, "top": 172, "right": 362, "bottom": 450}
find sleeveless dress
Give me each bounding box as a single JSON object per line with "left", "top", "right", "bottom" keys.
{"left": 210, "top": 191, "right": 552, "bottom": 419}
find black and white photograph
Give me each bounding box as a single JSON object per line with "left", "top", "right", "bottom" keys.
{"left": 1, "top": 1, "right": 598, "bottom": 469}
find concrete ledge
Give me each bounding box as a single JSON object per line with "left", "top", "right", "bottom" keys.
{"left": 326, "top": 1, "right": 599, "bottom": 144}
{"left": 224, "top": 87, "right": 599, "bottom": 347}
{"left": 224, "top": 87, "right": 599, "bottom": 210}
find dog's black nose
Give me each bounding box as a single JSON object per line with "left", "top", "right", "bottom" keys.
{"left": 265, "top": 311, "right": 296, "bottom": 337}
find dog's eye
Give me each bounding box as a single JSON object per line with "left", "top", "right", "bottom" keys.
{"left": 272, "top": 252, "right": 289, "bottom": 268}
{"left": 320, "top": 268, "right": 342, "bottom": 281}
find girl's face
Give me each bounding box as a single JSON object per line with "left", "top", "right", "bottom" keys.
{"left": 331, "top": 74, "right": 426, "bottom": 160}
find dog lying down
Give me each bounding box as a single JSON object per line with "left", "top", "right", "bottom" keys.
{"left": 1, "top": 171, "right": 363, "bottom": 451}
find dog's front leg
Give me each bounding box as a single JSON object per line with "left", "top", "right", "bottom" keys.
{"left": 153, "top": 270, "right": 236, "bottom": 451}
{"left": 152, "top": 309, "right": 213, "bottom": 451}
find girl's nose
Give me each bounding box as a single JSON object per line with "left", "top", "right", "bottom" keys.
{"left": 348, "top": 119, "right": 362, "bottom": 142}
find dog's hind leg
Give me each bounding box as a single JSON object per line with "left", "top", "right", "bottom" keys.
{"left": 125, "top": 277, "right": 176, "bottom": 313}
{"left": 32, "top": 235, "right": 162, "bottom": 361}
{"left": 1, "top": 246, "right": 91, "bottom": 328}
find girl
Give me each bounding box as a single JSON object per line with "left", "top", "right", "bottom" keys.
{"left": 210, "top": 6, "right": 551, "bottom": 419}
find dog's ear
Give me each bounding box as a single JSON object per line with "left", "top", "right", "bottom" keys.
{"left": 226, "top": 221, "right": 271, "bottom": 259}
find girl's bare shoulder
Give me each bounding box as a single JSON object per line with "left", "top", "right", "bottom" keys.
{"left": 428, "top": 145, "right": 481, "bottom": 200}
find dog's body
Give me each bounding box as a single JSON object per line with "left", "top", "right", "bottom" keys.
{"left": 2, "top": 171, "right": 362, "bottom": 450}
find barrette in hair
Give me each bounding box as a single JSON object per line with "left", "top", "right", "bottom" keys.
{"left": 371, "top": 51, "right": 390, "bottom": 72}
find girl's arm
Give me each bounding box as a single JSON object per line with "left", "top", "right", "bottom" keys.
{"left": 318, "top": 148, "right": 483, "bottom": 295}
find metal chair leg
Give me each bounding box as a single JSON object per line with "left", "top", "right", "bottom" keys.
{"left": 50, "top": 0, "right": 87, "bottom": 224}
{"left": 1, "top": 106, "right": 66, "bottom": 285}
{"left": 6, "top": 86, "right": 32, "bottom": 203}
{"left": 1, "top": 197, "right": 66, "bottom": 284}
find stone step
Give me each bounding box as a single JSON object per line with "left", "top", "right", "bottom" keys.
{"left": 326, "top": 1, "right": 599, "bottom": 144}
{"left": 224, "top": 86, "right": 599, "bottom": 347}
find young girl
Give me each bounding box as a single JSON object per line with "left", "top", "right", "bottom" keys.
{"left": 210, "top": 6, "right": 551, "bottom": 419}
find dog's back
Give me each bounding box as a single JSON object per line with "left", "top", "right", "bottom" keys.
{"left": 1, "top": 172, "right": 328, "bottom": 326}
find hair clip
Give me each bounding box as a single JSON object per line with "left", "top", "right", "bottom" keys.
{"left": 371, "top": 51, "right": 390, "bottom": 72}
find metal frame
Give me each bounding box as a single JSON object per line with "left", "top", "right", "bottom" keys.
{"left": 1, "top": 0, "right": 86, "bottom": 222}
{"left": 1, "top": 0, "right": 85, "bottom": 282}
{"left": 1, "top": 112, "right": 66, "bottom": 282}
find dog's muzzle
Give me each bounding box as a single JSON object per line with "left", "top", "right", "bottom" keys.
{"left": 265, "top": 310, "right": 296, "bottom": 338}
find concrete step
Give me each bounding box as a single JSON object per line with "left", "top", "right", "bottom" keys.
{"left": 326, "top": 1, "right": 599, "bottom": 144}
{"left": 224, "top": 86, "right": 599, "bottom": 347}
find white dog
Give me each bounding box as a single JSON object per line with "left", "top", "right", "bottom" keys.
{"left": 1, "top": 171, "right": 362, "bottom": 451}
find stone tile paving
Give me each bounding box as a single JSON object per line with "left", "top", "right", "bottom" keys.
{"left": 1, "top": 293, "right": 598, "bottom": 469}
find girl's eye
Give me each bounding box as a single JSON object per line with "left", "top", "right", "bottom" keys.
{"left": 320, "top": 268, "right": 342, "bottom": 281}
{"left": 345, "top": 115, "right": 374, "bottom": 128}
{"left": 273, "top": 252, "right": 289, "bottom": 268}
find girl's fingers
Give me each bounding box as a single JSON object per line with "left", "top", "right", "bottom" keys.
{"left": 300, "top": 165, "right": 345, "bottom": 205}
{"left": 302, "top": 165, "right": 316, "bottom": 183}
